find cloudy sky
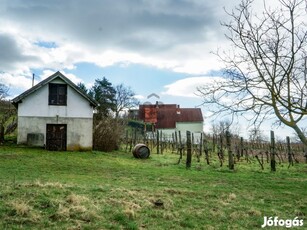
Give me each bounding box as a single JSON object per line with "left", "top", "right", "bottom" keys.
{"left": 0, "top": 0, "right": 296, "bottom": 137}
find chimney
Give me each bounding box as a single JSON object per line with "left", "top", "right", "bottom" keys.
{"left": 155, "top": 101, "right": 159, "bottom": 108}
{"left": 32, "top": 73, "right": 35, "bottom": 87}
{"left": 176, "top": 105, "right": 181, "bottom": 115}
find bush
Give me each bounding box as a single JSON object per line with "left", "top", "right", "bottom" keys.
{"left": 93, "top": 115, "right": 124, "bottom": 152}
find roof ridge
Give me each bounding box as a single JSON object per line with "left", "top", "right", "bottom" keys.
{"left": 12, "top": 71, "right": 98, "bottom": 107}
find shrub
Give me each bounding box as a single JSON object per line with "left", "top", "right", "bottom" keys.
{"left": 93, "top": 115, "right": 124, "bottom": 152}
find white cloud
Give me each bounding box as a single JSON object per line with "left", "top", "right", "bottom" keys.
{"left": 0, "top": 72, "right": 33, "bottom": 91}
{"left": 0, "top": 0, "right": 292, "bottom": 100}
{"left": 162, "top": 76, "right": 225, "bottom": 97}
{"left": 134, "top": 94, "right": 145, "bottom": 100}
{"left": 0, "top": 0, "right": 234, "bottom": 80}
{"left": 40, "top": 70, "right": 82, "bottom": 85}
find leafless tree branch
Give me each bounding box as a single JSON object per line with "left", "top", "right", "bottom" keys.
{"left": 198, "top": 0, "right": 307, "bottom": 146}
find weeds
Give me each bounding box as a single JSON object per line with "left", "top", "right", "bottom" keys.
{"left": 0, "top": 146, "right": 306, "bottom": 229}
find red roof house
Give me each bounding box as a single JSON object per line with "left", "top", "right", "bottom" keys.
{"left": 139, "top": 103, "right": 204, "bottom": 137}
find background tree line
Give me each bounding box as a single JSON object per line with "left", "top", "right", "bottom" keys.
{"left": 78, "top": 77, "right": 139, "bottom": 118}
{"left": 78, "top": 77, "right": 139, "bottom": 152}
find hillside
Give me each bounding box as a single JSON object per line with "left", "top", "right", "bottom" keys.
{"left": 0, "top": 146, "right": 306, "bottom": 229}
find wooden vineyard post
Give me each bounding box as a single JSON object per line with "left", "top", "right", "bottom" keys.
{"left": 240, "top": 137, "right": 244, "bottom": 158}
{"left": 186, "top": 131, "right": 192, "bottom": 169}
{"left": 219, "top": 134, "right": 224, "bottom": 160}
{"left": 133, "top": 128, "right": 137, "bottom": 147}
{"left": 129, "top": 130, "right": 133, "bottom": 152}
{"left": 172, "top": 133, "right": 176, "bottom": 153}
{"left": 156, "top": 130, "right": 160, "bottom": 154}
{"left": 270, "top": 131, "right": 276, "bottom": 172}
{"left": 125, "top": 129, "right": 129, "bottom": 152}
{"left": 198, "top": 132, "right": 203, "bottom": 162}
{"left": 175, "top": 131, "right": 178, "bottom": 150}
{"left": 226, "top": 131, "right": 234, "bottom": 170}
{"left": 160, "top": 131, "right": 163, "bottom": 154}
{"left": 192, "top": 133, "right": 194, "bottom": 156}
{"left": 286, "top": 136, "right": 293, "bottom": 168}
{"left": 143, "top": 123, "right": 147, "bottom": 144}
{"left": 177, "top": 131, "right": 183, "bottom": 164}
{"left": 217, "top": 134, "right": 224, "bottom": 167}
{"left": 204, "top": 138, "right": 210, "bottom": 165}
{"left": 178, "top": 130, "right": 182, "bottom": 151}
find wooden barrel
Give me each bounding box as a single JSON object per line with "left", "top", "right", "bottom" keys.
{"left": 132, "top": 144, "right": 150, "bottom": 159}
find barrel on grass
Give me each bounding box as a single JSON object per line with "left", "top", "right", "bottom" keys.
{"left": 132, "top": 144, "right": 150, "bottom": 159}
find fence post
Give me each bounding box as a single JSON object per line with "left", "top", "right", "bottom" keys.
{"left": 125, "top": 130, "right": 129, "bottom": 152}
{"left": 286, "top": 136, "right": 293, "bottom": 168}
{"left": 133, "top": 128, "right": 137, "bottom": 146}
{"left": 240, "top": 137, "right": 244, "bottom": 158}
{"left": 186, "top": 131, "right": 192, "bottom": 169}
{"left": 270, "top": 131, "right": 276, "bottom": 172}
{"left": 178, "top": 130, "right": 182, "bottom": 151}
{"left": 177, "top": 131, "right": 183, "bottom": 164}
{"left": 156, "top": 130, "right": 160, "bottom": 154}
{"left": 198, "top": 132, "right": 203, "bottom": 162}
{"left": 226, "top": 131, "right": 234, "bottom": 170}
{"left": 172, "top": 133, "right": 175, "bottom": 153}
{"left": 204, "top": 137, "right": 210, "bottom": 165}
{"left": 160, "top": 130, "right": 163, "bottom": 154}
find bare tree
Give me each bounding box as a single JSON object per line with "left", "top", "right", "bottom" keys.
{"left": 115, "top": 84, "right": 139, "bottom": 118}
{"left": 0, "top": 83, "right": 9, "bottom": 100}
{"left": 248, "top": 127, "right": 267, "bottom": 143}
{"left": 211, "top": 120, "right": 231, "bottom": 136}
{"left": 0, "top": 83, "right": 12, "bottom": 142}
{"left": 211, "top": 120, "right": 241, "bottom": 138}
{"left": 198, "top": 0, "right": 307, "bottom": 147}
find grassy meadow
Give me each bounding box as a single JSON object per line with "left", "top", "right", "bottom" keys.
{"left": 0, "top": 144, "right": 306, "bottom": 229}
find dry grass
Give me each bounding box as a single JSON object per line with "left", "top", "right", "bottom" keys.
{"left": 8, "top": 200, "right": 41, "bottom": 223}
{"left": 24, "top": 180, "right": 67, "bottom": 189}
{"left": 0, "top": 146, "right": 306, "bottom": 229}
{"left": 247, "top": 208, "right": 262, "bottom": 216}
{"left": 10, "top": 200, "right": 32, "bottom": 217}
{"left": 66, "top": 194, "right": 89, "bottom": 205}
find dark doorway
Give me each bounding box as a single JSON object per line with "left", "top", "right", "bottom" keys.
{"left": 46, "top": 124, "right": 67, "bottom": 151}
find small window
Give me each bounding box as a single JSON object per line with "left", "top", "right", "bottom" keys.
{"left": 49, "top": 83, "right": 67, "bottom": 105}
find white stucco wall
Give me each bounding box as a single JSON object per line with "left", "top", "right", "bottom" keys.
{"left": 176, "top": 122, "right": 203, "bottom": 134}
{"left": 17, "top": 116, "right": 93, "bottom": 150}
{"left": 155, "top": 122, "right": 204, "bottom": 141}
{"left": 16, "top": 78, "right": 95, "bottom": 150}
{"left": 155, "top": 128, "right": 175, "bottom": 139}
{"left": 17, "top": 78, "right": 94, "bottom": 118}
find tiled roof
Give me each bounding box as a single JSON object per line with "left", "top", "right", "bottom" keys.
{"left": 139, "top": 104, "right": 203, "bottom": 129}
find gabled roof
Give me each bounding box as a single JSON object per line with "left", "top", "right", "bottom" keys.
{"left": 12, "top": 71, "right": 98, "bottom": 107}
{"left": 139, "top": 104, "right": 203, "bottom": 129}
{"left": 139, "top": 104, "right": 177, "bottom": 123}
{"left": 176, "top": 108, "right": 203, "bottom": 123}
{"left": 156, "top": 107, "right": 203, "bottom": 129}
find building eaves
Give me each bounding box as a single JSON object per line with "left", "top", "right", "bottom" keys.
{"left": 11, "top": 71, "right": 98, "bottom": 107}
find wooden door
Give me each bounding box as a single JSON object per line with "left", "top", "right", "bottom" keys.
{"left": 46, "top": 124, "right": 67, "bottom": 151}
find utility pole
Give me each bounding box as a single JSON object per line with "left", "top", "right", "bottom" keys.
{"left": 32, "top": 73, "right": 35, "bottom": 87}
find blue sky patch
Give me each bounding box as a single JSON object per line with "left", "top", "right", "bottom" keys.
{"left": 34, "top": 41, "right": 58, "bottom": 49}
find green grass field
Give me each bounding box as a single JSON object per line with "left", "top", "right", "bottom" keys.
{"left": 0, "top": 145, "right": 306, "bottom": 229}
